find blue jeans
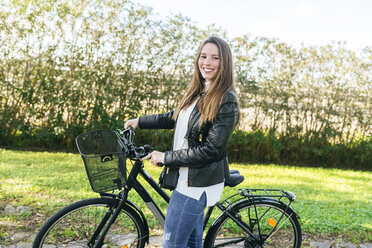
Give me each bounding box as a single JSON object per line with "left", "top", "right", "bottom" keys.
{"left": 162, "top": 190, "right": 207, "bottom": 248}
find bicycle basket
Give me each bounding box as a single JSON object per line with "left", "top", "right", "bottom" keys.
{"left": 75, "top": 130, "right": 127, "bottom": 193}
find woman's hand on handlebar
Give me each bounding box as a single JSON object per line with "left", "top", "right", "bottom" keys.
{"left": 141, "top": 151, "right": 164, "bottom": 167}
{"left": 124, "top": 118, "right": 139, "bottom": 130}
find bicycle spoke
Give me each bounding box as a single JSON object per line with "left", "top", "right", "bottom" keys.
{"left": 266, "top": 212, "right": 293, "bottom": 240}
{"left": 206, "top": 200, "right": 301, "bottom": 248}
{"left": 34, "top": 198, "right": 146, "bottom": 248}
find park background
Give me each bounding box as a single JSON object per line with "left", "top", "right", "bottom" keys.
{"left": 0, "top": 0, "right": 371, "bottom": 246}
{"left": 0, "top": 0, "right": 371, "bottom": 169}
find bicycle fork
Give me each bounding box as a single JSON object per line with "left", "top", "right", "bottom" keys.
{"left": 90, "top": 191, "right": 129, "bottom": 248}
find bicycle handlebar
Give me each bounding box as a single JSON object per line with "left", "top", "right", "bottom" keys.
{"left": 116, "top": 127, "right": 153, "bottom": 161}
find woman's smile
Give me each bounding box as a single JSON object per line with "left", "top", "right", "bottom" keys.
{"left": 198, "top": 43, "right": 220, "bottom": 81}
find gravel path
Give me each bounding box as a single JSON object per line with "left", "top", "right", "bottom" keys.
{"left": 1, "top": 232, "right": 371, "bottom": 248}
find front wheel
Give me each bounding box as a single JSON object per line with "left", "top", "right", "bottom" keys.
{"left": 204, "top": 199, "right": 302, "bottom": 248}
{"left": 33, "top": 198, "right": 147, "bottom": 248}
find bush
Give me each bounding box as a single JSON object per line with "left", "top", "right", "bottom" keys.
{"left": 0, "top": 0, "right": 370, "bottom": 170}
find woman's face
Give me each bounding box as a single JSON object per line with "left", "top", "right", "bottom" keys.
{"left": 198, "top": 42, "right": 220, "bottom": 82}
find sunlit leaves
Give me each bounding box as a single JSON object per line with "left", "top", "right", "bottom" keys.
{"left": 0, "top": 0, "right": 370, "bottom": 166}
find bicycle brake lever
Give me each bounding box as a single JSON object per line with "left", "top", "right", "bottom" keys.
{"left": 143, "top": 144, "right": 153, "bottom": 153}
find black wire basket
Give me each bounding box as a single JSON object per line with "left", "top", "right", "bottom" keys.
{"left": 75, "top": 130, "right": 127, "bottom": 193}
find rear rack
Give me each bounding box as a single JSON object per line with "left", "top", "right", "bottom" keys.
{"left": 238, "top": 188, "right": 296, "bottom": 202}
{"left": 220, "top": 188, "right": 296, "bottom": 209}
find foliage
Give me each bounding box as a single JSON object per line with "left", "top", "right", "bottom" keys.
{"left": 227, "top": 130, "right": 372, "bottom": 169}
{"left": 0, "top": 0, "right": 209, "bottom": 149}
{"left": 0, "top": 0, "right": 371, "bottom": 168}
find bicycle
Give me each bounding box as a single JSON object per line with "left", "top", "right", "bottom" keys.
{"left": 33, "top": 128, "right": 302, "bottom": 248}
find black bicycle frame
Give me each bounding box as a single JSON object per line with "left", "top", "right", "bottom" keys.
{"left": 93, "top": 160, "right": 262, "bottom": 247}
{"left": 128, "top": 160, "right": 171, "bottom": 227}
{"left": 204, "top": 201, "right": 260, "bottom": 246}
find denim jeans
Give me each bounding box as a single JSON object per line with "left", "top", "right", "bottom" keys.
{"left": 162, "top": 190, "right": 207, "bottom": 248}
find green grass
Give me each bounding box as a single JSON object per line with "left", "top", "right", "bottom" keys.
{"left": 0, "top": 149, "right": 371, "bottom": 243}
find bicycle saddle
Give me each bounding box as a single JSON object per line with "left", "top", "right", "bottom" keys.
{"left": 225, "top": 170, "right": 244, "bottom": 187}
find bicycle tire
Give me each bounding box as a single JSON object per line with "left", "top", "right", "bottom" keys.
{"left": 204, "top": 199, "right": 302, "bottom": 248}
{"left": 33, "top": 197, "right": 147, "bottom": 248}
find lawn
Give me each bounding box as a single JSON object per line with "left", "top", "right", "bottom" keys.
{"left": 0, "top": 149, "right": 371, "bottom": 245}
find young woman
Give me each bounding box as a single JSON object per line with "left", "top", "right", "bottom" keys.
{"left": 124, "top": 36, "right": 239, "bottom": 248}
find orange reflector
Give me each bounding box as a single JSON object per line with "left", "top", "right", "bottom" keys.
{"left": 268, "top": 218, "right": 277, "bottom": 227}
{"left": 121, "top": 245, "right": 128, "bottom": 248}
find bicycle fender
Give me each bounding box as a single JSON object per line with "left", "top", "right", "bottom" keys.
{"left": 124, "top": 199, "right": 150, "bottom": 243}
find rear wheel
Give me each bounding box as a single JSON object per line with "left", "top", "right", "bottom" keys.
{"left": 33, "top": 198, "right": 147, "bottom": 248}
{"left": 205, "top": 200, "right": 301, "bottom": 248}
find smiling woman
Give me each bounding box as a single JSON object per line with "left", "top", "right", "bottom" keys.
{"left": 124, "top": 36, "right": 239, "bottom": 248}
{"left": 198, "top": 43, "right": 220, "bottom": 81}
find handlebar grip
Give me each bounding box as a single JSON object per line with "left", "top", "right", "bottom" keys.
{"left": 157, "top": 163, "right": 164, "bottom": 167}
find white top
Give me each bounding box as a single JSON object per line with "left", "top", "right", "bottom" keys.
{"left": 173, "top": 88, "right": 224, "bottom": 207}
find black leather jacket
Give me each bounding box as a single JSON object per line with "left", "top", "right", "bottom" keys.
{"left": 138, "top": 90, "right": 239, "bottom": 187}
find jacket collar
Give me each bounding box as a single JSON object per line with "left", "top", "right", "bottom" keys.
{"left": 184, "top": 97, "right": 201, "bottom": 139}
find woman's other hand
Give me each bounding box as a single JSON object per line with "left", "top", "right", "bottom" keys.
{"left": 141, "top": 151, "right": 165, "bottom": 167}
{"left": 124, "top": 118, "right": 139, "bottom": 130}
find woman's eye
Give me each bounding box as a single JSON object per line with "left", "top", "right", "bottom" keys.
{"left": 214, "top": 57, "right": 220, "bottom": 60}
{"left": 201, "top": 56, "right": 207, "bottom": 59}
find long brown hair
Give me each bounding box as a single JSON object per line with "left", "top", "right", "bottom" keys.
{"left": 174, "top": 36, "right": 235, "bottom": 124}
